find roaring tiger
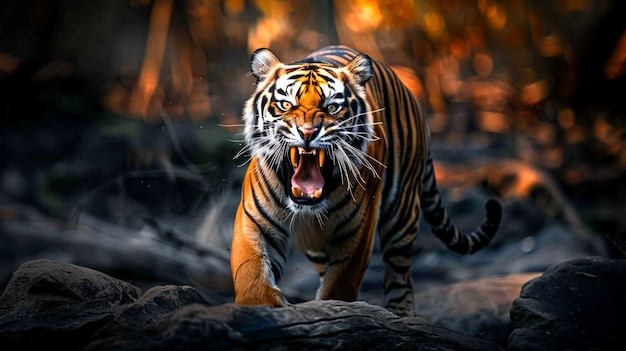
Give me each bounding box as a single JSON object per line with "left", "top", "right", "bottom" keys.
{"left": 230, "top": 45, "right": 502, "bottom": 316}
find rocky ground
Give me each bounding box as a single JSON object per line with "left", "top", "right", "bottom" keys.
{"left": 1, "top": 254, "right": 624, "bottom": 350}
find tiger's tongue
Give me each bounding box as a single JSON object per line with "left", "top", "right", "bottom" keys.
{"left": 291, "top": 154, "right": 324, "bottom": 195}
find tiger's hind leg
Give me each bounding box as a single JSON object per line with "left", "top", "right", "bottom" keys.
{"left": 378, "top": 221, "right": 419, "bottom": 317}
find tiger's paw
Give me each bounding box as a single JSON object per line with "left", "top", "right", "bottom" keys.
{"left": 235, "top": 285, "right": 290, "bottom": 307}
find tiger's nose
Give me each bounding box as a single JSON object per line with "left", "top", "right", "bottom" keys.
{"left": 298, "top": 126, "right": 319, "bottom": 141}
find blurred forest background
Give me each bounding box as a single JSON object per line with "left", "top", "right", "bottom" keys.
{"left": 1, "top": 0, "right": 626, "bottom": 295}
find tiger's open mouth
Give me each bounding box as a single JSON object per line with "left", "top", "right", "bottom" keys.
{"left": 288, "top": 146, "right": 326, "bottom": 205}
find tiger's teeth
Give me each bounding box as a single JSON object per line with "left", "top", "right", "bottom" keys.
{"left": 291, "top": 187, "right": 301, "bottom": 197}
{"left": 313, "top": 188, "right": 323, "bottom": 198}
{"left": 291, "top": 147, "right": 325, "bottom": 169}
{"left": 298, "top": 147, "right": 316, "bottom": 155}
{"left": 290, "top": 147, "right": 298, "bottom": 168}
{"left": 291, "top": 187, "right": 323, "bottom": 199}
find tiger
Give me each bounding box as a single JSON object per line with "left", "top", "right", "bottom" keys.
{"left": 230, "top": 45, "right": 502, "bottom": 317}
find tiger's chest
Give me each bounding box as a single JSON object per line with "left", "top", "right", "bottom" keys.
{"left": 289, "top": 217, "right": 331, "bottom": 252}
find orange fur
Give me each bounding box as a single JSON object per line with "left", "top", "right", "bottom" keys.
{"left": 229, "top": 46, "right": 501, "bottom": 316}
{"left": 231, "top": 157, "right": 289, "bottom": 307}
{"left": 231, "top": 121, "right": 386, "bottom": 305}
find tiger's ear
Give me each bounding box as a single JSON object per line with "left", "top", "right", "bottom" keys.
{"left": 344, "top": 54, "right": 373, "bottom": 86}
{"left": 251, "top": 48, "right": 282, "bottom": 82}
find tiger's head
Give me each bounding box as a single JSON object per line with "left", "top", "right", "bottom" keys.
{"left": 241, "top": 48, "right": 379, "bottom": 215}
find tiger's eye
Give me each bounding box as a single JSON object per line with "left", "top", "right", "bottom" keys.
{"left": 327, "top": 103, "right": 341, "bottom": 114}
{"left": 277, "top": 101, "right": 292, "bottom": 111}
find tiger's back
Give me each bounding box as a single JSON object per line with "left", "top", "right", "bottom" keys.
{"left": 230, "top": 45, "right": 502, "bottom": 316}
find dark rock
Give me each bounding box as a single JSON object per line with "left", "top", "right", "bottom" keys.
{"left": 509, "top": 256, "right": 626, "bottom": 351}
{"left": 0, "top": 259, "right": 209, "bottom": 350}
{"left": 0, "top": 260, "right": 503, "bottom": 351}
{"left": 86, "top": 300, "right": 503, "bottom": 351}
{"left": 414, "top": 273, "right": 540, "bottom": 348}
{"left": 507, "top": 328, "right": 556, "bottom": 351}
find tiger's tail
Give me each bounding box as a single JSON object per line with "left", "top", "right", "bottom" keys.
{"left": 420, "top": 152, "right": 502, "bottom": 254}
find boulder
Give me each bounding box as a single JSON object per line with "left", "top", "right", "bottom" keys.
{"left": 0, "top": 259, "right": 209, "bottom": 350}
{"left": 0, "top": 259, "right": 503, "bottom": 351}
{"left": 509, "top": 256, "right": 626, "bottom": 351}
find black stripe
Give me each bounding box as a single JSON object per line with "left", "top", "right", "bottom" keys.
{"left": 382, "top": 242, "right": 413, "bottom": 260}
{"left": 250, "top": 179, "right": 289, "bottom": 238}
{"left": 247, "top": 180, "right": 289, "bottom": 265}
{"left": 327, "top": 190, "right": 354, "bottom": 212}
{"left": 243, "top": 205, "right": 287, "bottom": 263}
{"left": 382, "top": 262, "right": 410, "bottom": 278}
{"left": 328, "top": 195, "right": 366, "bottom": 245}
{"left": 422, "top": 195, "right": 445, "bottom": 224}
{"left": 329, "top": 225, "right": 358, "bottom": 245}
{"left": 256, "top": 166, "right": 286, "bottom": 209}
{"left": 377, "top": 68, "right": 397, "bottom": 221}
{"left": 260, "top": 95, "right": 268, "bottom": 111}
{"left": 379, "top": 215, "right": 418, "bottom": 252}
{"left": 241, "top": 204, "right": 285, "bottom": 280}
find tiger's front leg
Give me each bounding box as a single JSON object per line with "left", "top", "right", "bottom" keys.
{"left": 313, "top": 191, "right": 381, "bottom": 302}
{"left": 230, "top": 204, "right": 288, "bottom": 307}
{"left": 314, "top": 226, "right": 376, "bottom": 302}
